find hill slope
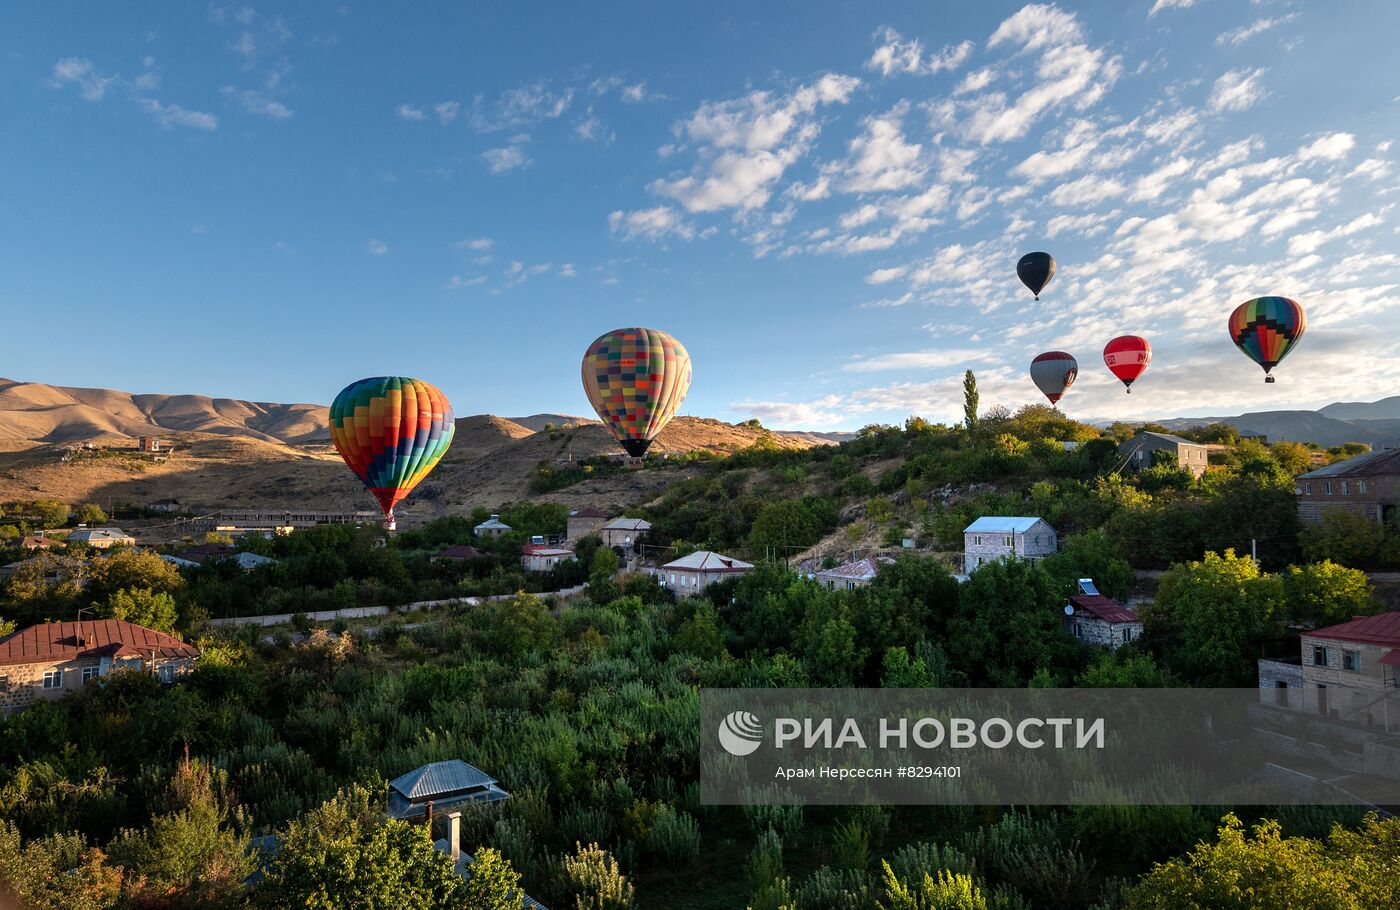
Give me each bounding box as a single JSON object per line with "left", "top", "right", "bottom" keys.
{"left": 1154, "top": 400, "right": 1400, "bottom": 448}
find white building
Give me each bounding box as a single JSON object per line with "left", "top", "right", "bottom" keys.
{"left": 66, "top": 528, "right": 136, "bottom": 549}
{"left": 474, "top": 514, "right": 512, "bottom": 538}
{"left": 521, "top": 545, "right": 575, "bottom": 573}
{"left": 962, "top": 517, "right": 1057, "bottom": 572}
{"left": 656, "top": 550, "right": 753, "bottom": 593}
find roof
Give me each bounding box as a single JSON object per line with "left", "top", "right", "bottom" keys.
{"left": 230, "top": 552, "right": 276, "bottom": 569}
{"left": 1308, "top": 612, "right": 1400, "bottom": 646}
{"left": 436, "top": 544, "right": 487, "bottom": 559}
{"left": 67, "top": 528, "right": 134, "bottom": 543}
{"left": 474, "top": 516, "right": 511, "bottom": 530}
{"left": 603, "top": 517, "right": 651, "bottom": 531}
{"left": 389, "top": 760, "right": 498, "bottom": 801}
{"left": 522, "top": 545, "right": 574, "bottom": 558}
{"left": 570, "top": 507, "right": 608, "bottom": 519}
{"left": 963, "top": 516, "right": 1048, "bottom": 534}
{"left": 150, "top": 498, "right": 181, "bottom": 505}
{"left": 161, "top": 554, "right": 200, "bottom": 569}
{"left": 662, "top": 550, "right": 754, "bottom": 572}
{"left": 1068, "top": 594, "right": 1138, "bottom": 624}
{"left": 0, "top": 619, "right": 200, "bottom": 667}
{"left": 1380, "top": 649, "right": 1400, "bottom": 668}
{"left": 181, "top": 542, "right": 236, "bottom": 558}
{"left": 816, "top": 555, "right": 895, "bottom": 582}
{"left": 1298, "top": 448, "right": 1400, "bottom": 479}
{"left": 19, "top": 536, "right": 59, "bottom": 549}
{"left": 1127, "top": 431, "right": 1206, "bottom": 447}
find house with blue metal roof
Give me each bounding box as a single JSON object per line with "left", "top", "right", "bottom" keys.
{"left": 962, "top": 516, "right": 1057, "bottom": 572}
{"left": 386, "top": 759, "right": 510, "bottom": 820}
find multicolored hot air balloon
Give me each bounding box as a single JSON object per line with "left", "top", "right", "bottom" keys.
{"left": 329, "top": 377, "right": 455, "bottom": 531}
{"left": 582, "top": 327, "right": 692, "bottom": 458}
{"left": 1017, "top": 251, "right": 1056, "bottom": 301}
{"left": 1104, "top": 336, "right": 1151, "bottom": 394}
{"left": 1229, "top": 296, "right": 1306, "bottom": 383}
{"left": 1030, "top": 351, "right": 1078, "bottom": 406}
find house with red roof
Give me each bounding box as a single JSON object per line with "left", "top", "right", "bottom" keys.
{"left": 1063, "top": 579, "right": 1142, "bottom": 649}
{"left": 1295, "top": 612, "right": 1400, "bottom": 728}
{"left": 0, "top": 619, "right": 200, "bottom": 714}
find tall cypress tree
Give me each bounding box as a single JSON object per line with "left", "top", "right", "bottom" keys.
{"left": 963, "top": 370, "right": 979, "bottom": 431}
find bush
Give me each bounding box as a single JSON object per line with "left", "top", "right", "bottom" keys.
{"left": 645, "top": 805, "right": 699, "bottom": 866}
{"left": 563, "top": 842, "right": 635, "bottom": 910}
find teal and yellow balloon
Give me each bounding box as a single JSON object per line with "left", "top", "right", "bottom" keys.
{"left": 329, "top": 377, "right": 455, "bottom": 529}
{"left": 1228, "top": 296, "right": 1306, "bottom": 383}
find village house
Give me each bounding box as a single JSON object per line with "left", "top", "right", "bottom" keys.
{"left": 474, "top": 514, "right": 512, "bottom": 539}
{"left": 656, "top": 550, "right": 753, "bottom": 594}
{"left": 386, "top": 759, "right": 510, "bottom": 821}
{"left": 1064, "top": 579, "right": 1142, "bottom": 649}
{"left": 565, "top": 508, "right": 609, "bottom": 543}
{"left": 0, "top": 619, "right": 199, "bottom": 714}
{"left": 1258, "top": 612, "right": 1400, "bottom": 730}
{"left": 229, "top": 552, "right": 277, "bottom": 571}
{"left": 1118, "top": 431, "right": 1211, "bottom": 478}
{"left": 521, "top": 543, "right": 575, "bottom": 573}
{"left": 175, "top": 542, "right": 237, "bottom": 564}
{"left": 0, "top": 553, "right": 85, "bottom": 583}
{"left": 149, "top": 498, "right": 182, "bottom": 514}
{"left": 433, "top": 544, "right": 488, "bottom": 562}
{"left": 600, "top": 516, "right": 651, "bottom": 551}
{"left": 1295, "top": 448, "right": 1400, "bottom": 526}
{"left": 66, "top": 527, "right": 136, "bottom": 549}
{"left": 815, "top": 555, "right": 895, "bottom": 591}
{"left": 962, "top": 517, "right": 1057, "bottom": 572}
{"left": 18, "top": 534, "right": 60, "bottom": 550}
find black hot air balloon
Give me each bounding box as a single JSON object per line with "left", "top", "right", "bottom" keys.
{"left": 1017, "top": 252, "right": 1055, "bottom": 301}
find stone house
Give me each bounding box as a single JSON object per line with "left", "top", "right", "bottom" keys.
{"left": 0, "top": 619, "right": 199, "bottom": 714}
{"left": 1295, "top": 448, "right": 1400, "bottom": 527}
{"left": 600, "top": 517, "right": 651, "bottom": 551}
{"left": 1118, "top": 431, "right": 1211, "bottom": 478}
{"left": 962, "top": 517, "right": 1057, "bottom": 572}
{"left": 66, "top": 527, "right": 136, "bottom": 549}
{"left": 656, "top": 550, "right": 753, "bottom": 594}
{"left": 566, "top": 508, "right": 609, "bottom": 543}
{"left": 815, "top": 555, "right": 894, "bottom": 591}
{"left": 520, "top": 544, "right": 575, "bottom": 573}
{"left": 1258, "top": 612, "right": 1400, "bottom": 730}
{"left": 473, "top": 514, "right": 512, "bottom": 539}
{"left": 1063, "top": 580, "right": 1142, "bottom": 649}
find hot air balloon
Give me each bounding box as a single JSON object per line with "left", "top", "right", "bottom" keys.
{"left": 1030, "top": 351, "right": 1078, "bottom": 406}
{"left": 1103, "top": 336, "right": 1151, "bottom": 393}
{"left": 329, "top": 377, "right": 455, "bottom": 531}
{"left": 582, "top": 327, "right": 692, "bottom": 458}
{"left": 1017, "top": 251, "right": 1056, "bottom": 301}
{"left": 1229, "top": 296, "right": 1306, "bottom": 383}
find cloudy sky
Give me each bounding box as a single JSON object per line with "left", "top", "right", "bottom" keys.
{"left": 3, "top": 1, "right": 1397, "bottom": 428}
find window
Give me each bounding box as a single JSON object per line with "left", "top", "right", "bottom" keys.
{"left": 1304, "top": 482, "right": 1312, "bottom": 494}
{"left": 1003, "top": 536, "right": 1013, "bottom": 548}
{"left": 1073, "top": 622, "right": 1083, "bottom": 639}
{"left": 1359, "top": 480, "right": 1368, "bottom": 494}
{"left": 81, "top": 666, "right": 100, "bottom": 683}
{"left": 1342, "top": 481, "right": 1350, "bottom": 495}
{"left": 973, "top": 535, "right": 982, "bottom": 546}
{"left": 1312, "top": 645, "right": 1329, "bottom": 667}
{"left": 42, "top": 669, "right": 63, "bottom": 689}
{"left": 158, "top": 664, "right": 176, "bottom": 683}
{"left": 1325, "top": 481, "right": 1333, "bottom": 495}
{"left": 1343, "top": 650, "right": 1361, "bottom": 672}
{"left": 0, "top": 675, "right": 7, "bottom": 692}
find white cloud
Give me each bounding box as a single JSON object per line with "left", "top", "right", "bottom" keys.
{"left": 1216, "top": 14, "right": 1298, "bottom": 46}
{"left": 1048, "top": 174, "right": 1125, "bottom": 207}
{"left": 1130, "top": 156, "right": 1193, "bottom": 201}
{"left": 867, "top": 27, "right": 973, "bottom": 77}
{"left": 953, "top": 67, "right": 997, "bottom": 96}
{"left": 475, "top": 82, "right": 574, "bottom": 131}
{"left": 1148, "top": 0, "right": 1197, "bottom": 17}
{"left": 1045, "top": 210, "right": 1117, "bottom": 238}
{"left": 1010, "top": 118, "right": 1100, "bottom": 182}
{"left": 50, "top": 57, "right": 117, "bottom": 101}
{"left": 456, "top": 237, "right": 493, "bottom": 251}
{"left": 434, "top": 101, "right": 461, "bottom": 125}
{"left": 445, "top": 275, "right": 487, "bottom": 289}
{"left": 621, "top": 82, "right": 655, "bottom": 103}
{"left": 835, "top": 103, "right": 926, "bottom": 192}
{"left": 482, "top": 145, "right": 529, "bottom": 173}
{"left": 845, "top": 347, "right": 989, "bottom": 372}
{"left": 1287, "top": 213, "right": 1384, "bottom": 257}
{"left": 397, "top": 104, "right": 425, "bottom": 121}
{"left": 1297, "top": 132, "right": 1355, "bottom": 162}
{"left": 866, "top": 266, "right": 909, "bottom": 285}
{"left": 574, "top": 108, "right": 614, "bottom": 142}
{"left": 558, "top": 263, "right": 577, "bottom": 277}
{"left": 1209, "top": 67, "right": 1268, "bottom": 112}
{"left": 222, "top": 87, "right": 293, "bottom": 119}
{"left": 367, "top": 238, "right": 388, "bottom": 255}
{"left": 608, "top": 206, "right": 696, "bottom": 241}
{"left": 137, "top": 97, "right": 218, "bottom": 130}
{"left": 987, "top": 4, "right": 1084, "bottom": 51}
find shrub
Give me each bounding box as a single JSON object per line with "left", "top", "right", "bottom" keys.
{"left": 563, "top": 842, "right": 635, "bottom": 910}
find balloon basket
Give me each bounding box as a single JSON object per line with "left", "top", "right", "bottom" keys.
{"left": 1265, "top": 375, "right": 1276, "bottom": 383}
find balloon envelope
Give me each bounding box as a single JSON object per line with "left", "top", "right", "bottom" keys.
{"left": 582, "top": 327, "right": 692, "bottom": 457}
{"left": 1030, "top": 351, "right": 1078, "bottom": 405}
{"left": 1103, "top": 336, "right": 1152, "bottom": 392}
{"left": 1017, "top": 252, "right": 1056, "bottom": 300}
{"left": 329, "top": 377, "right": 455, "bottom": 521}
{"left": 1229, "top": 296, "right": 1305, "bottom": 382}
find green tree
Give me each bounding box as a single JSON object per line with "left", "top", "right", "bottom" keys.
{"left": 461, "top": 847, "right": 525, "bottom": 910}
{"left": 1282, "top": 561, "right": 1377, "bottom": 628}
{"left": 85, "top": 549, "right": 183, "bottom": 604}
{"left": 950, "top": 560, "right": 1079, "bottom": 686}
{"left": 564, "top": 841, "right": 635, "bottom": 910}
{"left": 97, "top": 587, "right": 179, "bottom": 633}
{"left": 1142, "top": 550, "right": 1285, "bottom": 685}
{"left": 258, "top": 785, "right": 467, "bottom": 910}
{"left": 1301, "top": 510, "right": 1385, "bottom": 568}
{"left": 1270, "top": 441, "right": 1314, "bottom": 476}
{"left": 1042, "top": 530, "right": 1134, "bottom": 602}
{"left": 0, "top": 821, "right": 122, "bottom": 910}
{"left": 74, "top": 503, "right": 108, "bottom": 526}
{"left": 880, "top": 861, "right": 987, "bottom": 910}
{"left": 30, "top": 499, "right": 70, "bottom": 529}
{"left": 481, "top": 593, "right": 557, "bottom": 657}
{"left": 1122, "top": 814, "right": 1400, "bottom": 909}
{"left": 962, "top": 371, "right": 979, "bottom": 431}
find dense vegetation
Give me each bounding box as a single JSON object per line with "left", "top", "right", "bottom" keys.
{"left": 2, "top": 406, "right": 1398, "bottom": 908}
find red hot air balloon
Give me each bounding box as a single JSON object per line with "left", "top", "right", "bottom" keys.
{"left": 1029, "top": 351, "right": 1077, "bottom": 406}
{"left": 1103, "top": 336, "right": 1151, "bottom": 393}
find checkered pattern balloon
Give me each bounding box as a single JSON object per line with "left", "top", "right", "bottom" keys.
{"left": 582, "top": 327, "right": 692, "bottom": 457}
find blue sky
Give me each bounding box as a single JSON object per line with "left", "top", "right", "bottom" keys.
{"left": 2, "top": 1, "right": 1397, "bottom": 429}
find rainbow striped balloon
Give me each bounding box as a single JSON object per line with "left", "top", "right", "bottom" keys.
{"left": 330, "top": 377, "right": 455, "bottom": 526}
{"left": 1228, "top": 297, "right": 1306, "bottom": 383}
{"left": 582, "top": 327, "right": 692, "bottom": 457}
